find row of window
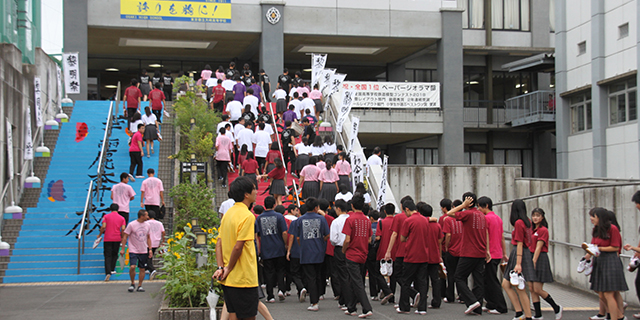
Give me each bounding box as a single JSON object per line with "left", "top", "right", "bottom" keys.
{"left": 571, "top": 78, "right": 637, "bottom": 134}
{"left": 462, "top": 0, "right": 532, "bottom": 31}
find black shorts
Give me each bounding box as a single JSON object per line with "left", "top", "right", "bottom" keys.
{"left": 129, "top": 253, "right": 148, "bottom": 269}
{"left": 222, "top": 285, "right": 258, "bottom": 318}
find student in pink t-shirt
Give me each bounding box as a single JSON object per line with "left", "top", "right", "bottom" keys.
{"left": 477, "top": 196, "right": 508, "bottom": 314}
{"left": 120, "top": 209, "right": 152, "bottom": 292}
{"left": 98, "top": 203, "right": 126, "bottom": 281}
{"left": 216, "top": 127, "right": 234, "bottom": 187}
{"left": 111, "top": 173, "right": 136, "bottom": 222}
{"left": 140, "top": 168, "right": 164, "bottom": 215}
{"left": 145, "top": 210, "right": 165, "bottom": 280}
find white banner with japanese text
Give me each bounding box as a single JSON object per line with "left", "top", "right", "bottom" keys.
{"left": 6, "top": 119, "right": 13, "bottom": 177}
{"left": 63, "top": 52, "right": 80, "bottom": 94}
{"left": 319, "top": 68, "right": 335, "bottom": 93}
{"left": 341, "top": 81, "right": 440, "bottom": 109}
{"left": 350, "top": 152, "right": 365, "bottom": 187}
{"left": 311, "top": 54, "right": 327, "bottom": 90}
{"left": 376, "top": 156, "right": 388, "bottom": 210}
{"left": 324, "top": 72, "right": 346, "bottom": 111}
{"left": 24, "top": 108, "right": 33, "bottom": 160}
{"left": 56, "top": 65, "right": 63, "bottom": 109}
{"left": 336, "top": 90, "right": 355, "bottom": 133}
{"left": 33, "top": 78, "right": 43, "bottom": 127}
{"left": 349, "top": 116, "right": 359, "bottom": 153}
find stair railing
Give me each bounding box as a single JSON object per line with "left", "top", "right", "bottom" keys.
{"left": 77, "top": 180, "right": 94, "bottom": 274}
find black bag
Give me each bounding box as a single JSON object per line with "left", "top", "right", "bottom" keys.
{"left": 158, "top": 205, "right": 166, "bottom": 220}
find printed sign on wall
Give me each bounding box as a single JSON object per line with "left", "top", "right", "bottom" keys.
{"left": 120, "top": 0, "right": 231, "bottom": 23}
{"left": 62, "top": 53, "right": 80, "bottom": 95}
{"left": 341, "top": 81, "right": 440, "bottom": 109}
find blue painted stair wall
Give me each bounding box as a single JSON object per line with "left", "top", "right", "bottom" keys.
{"left": 4, "top": 101, "right": 161, "bottom": 283}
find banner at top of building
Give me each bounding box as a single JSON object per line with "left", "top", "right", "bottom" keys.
{"left": 341, "top": 81, "right": 440, "bottom": 109}
{"left": 120, "top": 0, "right": 231, "bottom": 23}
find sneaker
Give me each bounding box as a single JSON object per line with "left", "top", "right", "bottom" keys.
{"left": 285, "top": 291, "right": 291, "bottom": 297}
{"left": 380, "top": 260, "right": 388, "bottom": 276}
{"left": 443, "top": 298, "right": 450, "bottom": 303}
{"left": 163, "top": 110, "right": 170, "bottom": 117}
{"left": 577, "top": 257, "right": 588, "bottom": 273}
{"left": 151, "top": 147, "right": 154, "bottom": 154}
{"left": 589, "top": 314, "right": 606, "bottom": 320}
{"left": 412, "top": 293, "right": 421, "bottom": 308}
{"left": 150, "top": 270, "right": 157, "bottom": 280}
{"left": 439, "top": 262, "right": 447, "bottom": 279}
{"left": 110, "top": 271, "right": 116, "bottom": 275}
{"left": 157, "top": 133, "right": 163, "bottom": 141}
{"left": 489, "top": 309, "right": 503, "bottom": 315}
{"left": 135, "top": 175, "right": 144, "bottom": 179}
{"left": 415, "top": 310, "right": 427, "bottom": 315}
{"left": 582, "top": 242, "right": 600, "bottom": 257}
{"left": 630, "top": 257, "right": 640, "bottom": 272}
{"left": 381, "top": 293, "right": 393, "bottom": 305}
{"left": 584, "top": 260, "right": 594, "bottom": 276}
{"left": 278, "top": 290, "right": 285, "bottom": 301}
{"left": 632, "top": 314, "right": 640, "bottom": 319}
{"left": 396, "top": 308, "right": 410, "bottom": 314}
{"left": 370, "top": 296, "right": 379, "bottom": 301}
{"left": 465, "top": 301, "right": 481, "bottom": 315}
{"left": 104, "top": 274, "right": 111, "bottom": 282}
{"left": 518, "top": 274, "right": 526, "bottom": 290}
{"left": 513, "top": 315, "right": 526, "bottom": 320}
{"left": 345, "top": 310, "right": 358, "bottom": 316}
{"left": 267, "top": 298, "right": 275, "bottom": 303}
{"left": 386, "top": 260, "right": 394, "bottom": 276}
{"left": 624, "top": 302, "right": 629, "bottom": 310}
{"left": 555, "top": 305, "right": 563, "bottom": 320}
{"left": 319, "top": 295, "right": 324, "bottom": 300}
{"left": 340, "top": 305, "right": 348, "bottom": 311}
{"left": 128, "top": 285, "right": 135, "bottom": 292}
{"left": 299, "top": 288, "right": 307, "bottom": 302}
{"left": 334, "top": 295, "right": 340, "bottom": 300}
{"left": 482, "top": 307, "right": 489, "bottom": 312}
{"left": 533, "top": 317, "right": 544, "bottom": 320}
{"left": 509, "top": 271, "right": 520, "bottom": 286}
{"left": 127, "top": 174, "right": 136, "bottom": 182}
{"left": 307, "top": 304, "right": 318, "bottom": 311}
{"left": 136, "top": 286, "right": 145, "bottom": 292}
{"left": 358, "top": 311, "right": 373, "bottom": 318}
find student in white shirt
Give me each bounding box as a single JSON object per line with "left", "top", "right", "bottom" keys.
{"left": 216, "top": 114, "right": 232, "bottom": 135}
{"left": 236, "top": 122, "right": 255, "bottom": 152}
{"left": 367, "top": 146, "right": 383, "bottom": 166}
{"left": 243, "top": 88, "right": 260, "bottom": 117}
{"left": 293, "top": 137, "right": 310, "bottom": 175}
{"left": 252, "top": 122, "right": 272, "bottom": 172}
{"left": 234, "top": 118, "right": 245, "bottom": 139}
{"left": 226, "top": 100, "right": 243, "bottom": 122}
{"left": 289, "top": 92, "right": 303, "bottom": 119}
{"left": 221, "top": 78, "right": 236, "bottom": 105}
{"left": 334, "top": 184, "right": 353, "bottom": 202}
{"left": 301, "top": 92, "right": 316, "bottom": 117}
{"left": 329, "top": 199, "right": 351, "bottom": 308}
{"left": 272, "top": 85, "right": 288, "bottom": 116}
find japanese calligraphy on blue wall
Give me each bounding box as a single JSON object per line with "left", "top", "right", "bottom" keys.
{"left": 120, "top": 0, "right": 231, "bottom": 23}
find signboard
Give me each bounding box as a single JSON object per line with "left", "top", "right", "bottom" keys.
{"left": 349, "top": 116, "right": 359, "bottom": 153}
{"left": 341, "top": 81, "right": 440, "bottom": 109}
{"left": 62, "top": 53, "right": 80, "bottom": 94}
{"left": 6, "top": 120, "right": 13, "bottom": 177}
{"left": 376, "top": 156, "right": 388, "bottom": 210}
{"left": 181, "top": 162, "right": 206, "bottom": 173}
{"left": 33, "top": 78, "right": 43, "bottom": 127}
{"left": 120, "top": 0, "right": 231, "bottom": 23}
{"left": 24, "top": 108, "right": 33, "bottom": 160}
{"left": 56, "top": 65, "right": 63, "bottom": 109}
{"left": 335, "top": 89, "right": 355, "bottom": 133}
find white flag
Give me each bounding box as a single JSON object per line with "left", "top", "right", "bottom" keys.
{"left": 24, "top": 108, "right": 33, "bottom": 160}
{"left": 6, "top": 119, "right": 13, "bottom": 177}
{"left": 34, "top": 78, "right": 43, "bottom": 127}
{"left": 350, "top": 152, "right": 365, "bottom": 188}
{"left": 319, "top": 68, "right": 335, "bottom": 93}
{"left": 311, "top": 54, "right": 328, "bottom": 89}
{"left": 336, "top": 90, "right": 355, "bottom": 133}
{"left": 323, "top": 72, "right": 347, "bottom": 112}
{"left": 63, "top": 52, "right": 80, "bottom": 94}
{"left": 376, "top": 156, "right": 388, "bottom": 210}
{"left": 349, "top": 116, "right": 360, "bottom": 153}
{"left": 56, "top": 65, "right": 63, "bottom": 108}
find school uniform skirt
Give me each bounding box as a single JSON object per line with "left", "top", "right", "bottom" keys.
{"left": 140, "top": 83, "right": 151, "bottom": 96}
{"left": 143, "top": 124, "right": 158, "bottom": 141}
{"left": 503, "top": 247, "right": 536, "bottom": 283}
{"left": 338, "top": 175, "right": 351, "bottom": 192}
{"left": 266, "top": 163, "right": 275, "bottom": 174}
{"left": 302, "top": 180, "right": 320, "bottom": 199}
{"left": 325, "top": 153, "right": 336, "bottom": 163}
{"left": 531, "top": 251, "right": 554, "bottom": 283}
{"left": 245, "top": 173, "right": 258, "bottom": 187}
{"left": 590, "top": 252, "right": 628, "bottom": 292}
{"left": 276, "top": 98, "right": 287, "bottom": 113}
{"left": 319, "top": 182, "right": 338, "bottom": 202}
{"left": 314, "top": 99, "right": 323, "bottom": 113}
{"left": 296, "top": 154, "right": 309, "bottom": 173}
{"left": 270, "top": 179, "right": 286, "bottom": 195}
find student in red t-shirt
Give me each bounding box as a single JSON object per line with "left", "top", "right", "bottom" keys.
{"left": 417, "top": 202, "right": 445, "bottom": 309}
{"left": 341, "top": 193, "right": 373, "bottom": 318}
{"left": 211, "top": 79, "right": 226, "bottom": 112}
{"left": 438, "top": 199, "right": 452, "bottom": 302}
{"left": 259, "top": 158, "right": 286, "bottom": 206}
{"left": 442, "top": 198, "right": 464, "bottom": 304}
{"left": 447, "top": 192, "right": 489, "bottom": 316}
{"left": 129, "top": 124, "right": 145, "bottom": 178}
{"left": 397, "top": 199, "right": 429, "bottom": 314}
{"left": 98, "top": 203, "right": 126, "bottom": 281}
{"left": 148, "top": 82, "right": 166, "bottom": 123}
{"left": 241, "top": 151, "right": 260, "bottom": 188}
{"left": 123, "top": 79, "right": 142, "bottom": 125}
{"left": 478, "top": 196, "right": 509, "bottom": 314}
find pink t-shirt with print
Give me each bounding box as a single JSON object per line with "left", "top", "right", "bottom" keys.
{"left": 124, "top": 220, "right": 150, "bottom": 254}
{"left": 148, "top": 219, "right": 165, "bottom": 248}
{"left": 140, "top": 177, "right": 164, "bottom": 206}
{"left": 216, "top": 134, "right": 233, "bottom": 162}
{"left": 111, "top": 182, "right": 136, "bottom": 213}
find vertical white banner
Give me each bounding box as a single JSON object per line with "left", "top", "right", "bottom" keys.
{"left": 349, "top": 116, "right": 360, "bottom": 153}
{"left": 24, "top": 108, "right": 33, "bottom": 160}
{"left": 6, "top": 119, "right": 13, "bottom": 178}
{"left": 376, "top": 156, "right": 388, "bottom": 210}
{"left": 324, "top": 72, "right": 347, "bottom": 111}
{"left": 56, "top": 65, "right": 63, "bottom": 108}
{"left": 33, "top": 78, "right": 43, "bottom": 127}
{"left": 350, "top": 152, "right": 365, "bottom": 188}
{"left": 319, "top": 68, "right": 335, "bottom": 93}
{"left": 62, "top": 52, "right": 80, "bottom": 94}
{"left": 311, "top": 53, "right": 328, "bottom": 89}
{"left": 336, "top": 90, "right": 355, "bottom": 133}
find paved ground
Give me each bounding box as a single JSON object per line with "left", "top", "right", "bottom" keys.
{"left": 0, "top": 280, "right": 634, "bottom": 320}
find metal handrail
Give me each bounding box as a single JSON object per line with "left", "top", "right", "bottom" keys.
{"left": 77, "top": 180, "right": 94, "bottom": 274}
{"left": 504, "top": 231, "right": 633, "bottom": 259}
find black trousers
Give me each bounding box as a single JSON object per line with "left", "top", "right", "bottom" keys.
{"left": 283, "top": 148, "right": 295, "bottom": 171}
{"left": 444, "top": 252, "right": 459, "bottom": 302}
{"left": 126, "top": 107, "right": 137, "bottom": 126}
{"left": 213, "top": 100, "right": 224, "bottom": 113}
{"left": 152, "top": 109, "right": 162, "bottom": 123}
{"left": 455, "top": 257, "right": 485, "bottom": 314}
{"left": 216, "top": 160, "right": 229, "bottom": 184}
{"left": 104, "top": 241, "right": 120, "bottom": 274}
{"left": 256, "top": 157, "right": 266, "bottom": 174}
{"left": 483, "top": 258, "right": 508, "bottom": 313}
{"left": 145, "top": 205, "right": 160, "bottom": 219}
{"left": 147, "top": 247, "right": 158, "bottom": 272}
{"left": 321, "top": 254, "right": 333, "bottom": 296}
{"left": 365, "top": 258, "right": 392, "bottom": 297}
{"left": 345, "top": 259, "right": 373, "bottom": 314}
{"left": 426, "top": 263, "right": 442, "bottom": 308}
{"left": 288, "top": 257, "right": 305, "bottom": 296}
{"left": 400, "top": 262, "right": 428, "bottom": 312}
{"left": 264, "top": 256, "right": 286, "bottom": 300}
{"left": 129, "top": 151, "right": 143, "bottom": 176}
{"left": 390, "top": 257, "right": 416, "bottom": 300}
{"left": 636, "top": 271, "right": 640, "bottom": 303}
{"left": 163, "top": 88, "right": 172, "bottom": 101}
{"left": 302, "top": 263, "right": 324, "bottom": 304}
{"left": 117, "top": 211, "right": 129, "bottom": 223}
{"left": 333, "top": 246, "right": 348, "bottom": 305}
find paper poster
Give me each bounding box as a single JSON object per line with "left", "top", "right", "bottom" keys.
{"left": 349, "top": 116, "right": 359, "bottom": 153}
{"left": 341, "top": 81, "right": 440, "bottom": 109}
{"left": 120, "top": 0, "right": 231, "bottom": 23}
{"left": 311, "top": 53, "right": 328, "bottom": 89}
{"left": 34, "top": 78, "right": 43, "bottom": 127}
{"left": 63, "top": 53, "right": 80, "bottom": 94}
{"left": 376, "top": 156, "right": 388, "bottom": 210}
{"left": 335, "top": 89, "right": 355, "bottom": 133}
{"left": 24, "top": 108, "right": 33, "bottom": 160}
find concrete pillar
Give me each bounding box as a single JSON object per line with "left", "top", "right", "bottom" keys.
{"left": 63, "top": 0, "right": 88, "bottom": 100}
{"left": 537, "top": 73, "right": 551, "bottom": 91}
{"left": 260, "top": 1, "right": 285, "bottom": 99}
{"left": 637, "top": 0, "right": 640, "bottom": 175}
{"left": 437, "top": 7, "right": 464, "bottom": 165}
{"left": 591, "top": 0, "right": 607, "bottom": 177}
{"left": 531, "top": 0, "right": 551, "bottom": 47}
{"left": 555, "top": 0, "right": 570, "bottom": 179}
{"left": 387, "top": 63, "right": 406, "bottom": 82}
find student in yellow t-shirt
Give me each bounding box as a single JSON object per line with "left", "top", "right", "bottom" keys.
{"left": 213, "top": 176, "right": 258, "bottom": 320}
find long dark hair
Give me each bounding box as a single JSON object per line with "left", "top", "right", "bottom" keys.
{"left": 144, "top": 106, "right": 152, "bottom": 117}
{"left": 324, "top": 135, "right": 334, "bottom": 146}
{"left": 313, "top": 136, "right": 323, "bottom": 147}
{"left": 247, "top": 151, "right": 255, "bottom": 160}
{"left": 510, "top": 199, "right": 531, "bottom": 228}
{"left": 274, "top": 158, "right": 283, "bottom": 169}
{"left": 531, "top": 207, "right": 549, "bottom": 230}
{"left": 240, "top": 144, "right": 248, "bottom": 156}
{"left": 590, "top": 207, "right": 612, "bottom": 240}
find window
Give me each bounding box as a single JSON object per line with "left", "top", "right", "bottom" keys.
{"left": 406, "top": 148, "right": 439, "bottom": 165}
{"left": 404, "top": 69, "right": 437, "bottom": 82}
{"left": 578, "top": 41, "right": 586, "bottom": 55}
{"left": 462, "top": 0, "right": 485, "bottom": 29}
{"left": 493, "top": 149, "right": 533, "bottom": 177}
{"left": 491, "top": 0, "right": 530, "bottom": 31}
{"left": 609, "top": 78, "right": 637, "bottom": 125}
{"left": 619, "top": 23, "right": 629, "bottom": 39}
{"left": 570, "top": 91, "right": 592, "bottom": 133}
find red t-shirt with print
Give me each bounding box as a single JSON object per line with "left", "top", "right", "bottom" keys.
{"left": 390, "top": 212, "right": 408, "bottom": 258}
{"left": 511, "top": 219, "right": 532, "bottom": 249}
{"left": 376, "top": 216, "right": 396, "bottom": 261}
{"left": 455, "top": 208, "right": 487, "bottom": 258}
{"left": 443, "top": 216, "right": 463, "bottom": 257}
{"left": 425, "top": 221, "right": 444, "bottom": 264}
{"left": 399, "top": 213, "right": 430, "bottom": 263}
{"left": 530, "top": 226, "right": 549, "bottom": 253}
{"left": 342, "top": 211, "right": 372, "bottom": 264}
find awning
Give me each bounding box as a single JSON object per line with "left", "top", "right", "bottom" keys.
{"left": 501, "top": 52, "right": 555, "bottom": 73}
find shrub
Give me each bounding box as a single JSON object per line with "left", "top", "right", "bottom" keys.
{"left": 169, "top": 180, "right": 219, "bottom": 231}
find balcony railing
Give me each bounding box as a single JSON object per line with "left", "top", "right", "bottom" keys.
{"left": 505, "top": 90, "right": 556, "bottom": 127}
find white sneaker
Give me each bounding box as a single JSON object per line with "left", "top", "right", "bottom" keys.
{"left": 386, "top": 260, "right": 393, "bottom": 276}
{"left": 629, "top": 257, "right": 640, "bottom": 272}
{"left": 509, "top": 271, "right": 520, "bottom": 286}
{"left": 307, "top": 304, "right": 318, "bottom": 311}
{"left": 584, "top": 259, "right": 594, "bottom": 276}
{"left": 489, "top": 309, "right": 503, "bottom": 315}
{"left": 439, "top": 262, "right": 447, "bottom": 279}
{"left": 267, "top": 298, "right": 275, "bottom": 303}
{"left": 358, "top": 311, "right": 373, "bottom": 318}
{"left": 127, "top": 174, "right": 136, "bottom": 182}
{"left": 589, "top": 314, "right": 606, "bottom": 320}
{"left": 533, "top": 317, "right": 544, "bottom": 320}
{"left": 278, "top": 290, "right": 285, "bottom": 301}
{"left": 380, "top": 260, "right": 388, "bottom": 276}
{"left": 465, "top": 301, "right": 481, "bottom": 314}
{"left": 414, "top": 310, "right": 427, "bottom": 315}
{"left": 299, "top": 288, "right": 307, "bottom": 302}
{"left": 582, "top": 242, "right": 600, "bottom": 257}
{"left": 518, "top": 274, "right": 526, "bottom": 290}
{"left": 150, "top": 270, "right": 157, "bottom": 280}
{"left": 345, "top": 310, "right": 358, "bottom": 316}
{"left": 412, "top": 293, "right": 421, "bottom": 308}
{"left": 555, "top": 305, "right": 563, "bottom": 320}
{"left": 577, "top": 257, "right": 588, "bottom": 273}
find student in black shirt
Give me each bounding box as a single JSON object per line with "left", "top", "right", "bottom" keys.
{"left": 259, "top": 69, "right": 271, "bottom": 102}
{"left": 281, "top": 120, "right": 298, "bottom": 170}
{"left": 162, "top": 71, "right": 173, "bottom": 101}
{"left": 242, "top": 105, "right": 256, "bottom": 124}
{"left": 302, "top": 117, "right": 315, "bottom": 143}
{"left": 226, "top": 61, "right": 239, "bottom": 80}
{"left": 278, "top": 68, "right": 292, "bottom": 100}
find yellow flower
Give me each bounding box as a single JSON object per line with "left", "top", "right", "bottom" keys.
{"left": 167, "top": 238, "right": 174, "bottom": 244}
{"left": 208, "top": 228, "right": 213, "bottom": 234}
{"left": 187, "top": 223, "right": 192, "bottom": 228}
{"left": 174, "top": 252, "right": 181, "bottom": 259}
